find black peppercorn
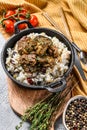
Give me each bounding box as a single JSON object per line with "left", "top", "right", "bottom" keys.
{"left": 65, "top": 98, "right": 87, "bottom": 130}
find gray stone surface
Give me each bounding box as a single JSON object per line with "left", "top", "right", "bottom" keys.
{"left": 0, "top": 33, "right": 65, "bottom": 130}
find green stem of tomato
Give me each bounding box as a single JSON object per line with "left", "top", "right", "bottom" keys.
{"left": 0, "top": 13, "right": 30, "bottom": 24}
{"left": 0, "top": 14, "right": 19, "bottom": 24}
{"left": 19, "top": 13, "right": 30, "bottom": 19}
{"left": 0, "top": 7, "right": 30, "bottom": 24}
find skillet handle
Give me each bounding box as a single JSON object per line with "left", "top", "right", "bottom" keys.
{"left": 14, "top": 20, "right": 33, "bottom": 34}
{"left": 45, "top": 79, "right": 66, "bottom": 93}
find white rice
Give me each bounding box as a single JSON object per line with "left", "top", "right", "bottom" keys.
{"left": 6, "top": 32, "right": 71, "bottom": 85}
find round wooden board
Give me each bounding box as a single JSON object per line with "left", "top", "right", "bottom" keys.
{"left": 7, "top": 77, "right": 72, "bottom": 130}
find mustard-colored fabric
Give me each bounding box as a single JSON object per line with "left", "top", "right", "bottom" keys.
{"left": 68, "top": 0, "right": 87, "bottom": 30}
{"left": 0, "top": 0, "right": 87, "bottom": 96}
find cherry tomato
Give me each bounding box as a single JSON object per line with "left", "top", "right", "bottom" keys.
{"left": 5, "top": 10, "right": 15, "bottom": 18}
{"left": 20, "top": 8, "right": 30, "bottom": 19}
{"left": 18, "top": 17, "right": 27, "bottom": 30}
{"left": 15, "top": 8, "right": 28, "bottom": 18}
{"left": 29, "top": 15, "right": 38, "bottom": 27}
{"left": 3, "top": 20, "right": 14, "bottom": 33}
{"left": 19, "top": 8, "right": 27, "bottom": 14}
{"left": 18, "top": 23, "right": 27, "bottom": 30}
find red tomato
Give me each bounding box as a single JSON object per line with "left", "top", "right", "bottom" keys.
{"left": 29, "top": 15, "right": 38, "bottom": 27}
{"left": 19, "top": 8, "right": 27, "bottom": 14}
{"left": 15, "top": 8, "right": 28, "bottom": 18}
{"left": 18, "top": 23, "right": 27, "bottom": 30}
{"left": 18, "top": 17, "right": 27, "bottom": 30}
{"left": 19, "top": 8, "right": 30, "bottom": 19}
{"left": 5, "top": 10, "right": 15, "bottom": 18}
{"left": 3, "top": 20, "right": 14, "bottom": 33}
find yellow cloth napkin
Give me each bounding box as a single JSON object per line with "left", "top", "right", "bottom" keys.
{"left": 0, "top": 0, "right": 87, "bottom": 96}
{"left": 61, "top": 0, "right": 87, "bottom": 96}
{"left": 68, "top": 0, "right": 87, "bottom": 30}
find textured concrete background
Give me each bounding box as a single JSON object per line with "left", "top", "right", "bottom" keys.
{"left": 0, "top": 33, "right": 65, "bottom": 130}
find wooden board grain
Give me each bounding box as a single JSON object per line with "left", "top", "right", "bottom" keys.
{"left": 7, "top": 76, "right": 72, "bottom": 130}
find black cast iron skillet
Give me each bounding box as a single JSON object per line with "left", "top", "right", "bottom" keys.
{"left": 1, "top": 20, "right": 74, "bottom": 93}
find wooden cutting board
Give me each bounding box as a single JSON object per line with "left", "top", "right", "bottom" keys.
{"left": 7, "top": 76, "right": 73, "bottom": 130}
